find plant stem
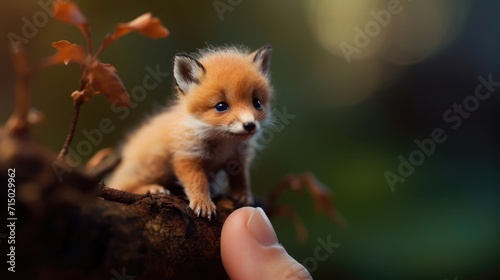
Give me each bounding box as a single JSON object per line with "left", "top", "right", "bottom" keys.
{"left": 93, "top": 35, "right": 114, "bottom": 59}
{"left": 57, "top": 98, "right": 82, "bottom": 161}
{"left": 85, "top": 32, "right": 94, "bottom": 55}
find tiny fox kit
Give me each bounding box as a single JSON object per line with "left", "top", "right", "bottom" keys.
{"left": 107, "top": 45, "right": 273, "bottom": 219}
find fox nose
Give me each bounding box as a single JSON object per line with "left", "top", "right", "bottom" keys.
{"left": 243, "top": 122, "right": 256, "bottom": 132}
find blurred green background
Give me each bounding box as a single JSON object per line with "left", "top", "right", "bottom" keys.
{"left": 1, "top": 0, "right": 499, "bottom": 279}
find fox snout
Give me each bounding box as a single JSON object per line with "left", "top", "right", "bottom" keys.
{"left": 243, "top": 122, "right": 256, "bottom": 132}
{"left": 227, "top": 111, "right": 263, "bottom": 135}
{"left": 230, "top": 120, "right": 260, "bottom": 135}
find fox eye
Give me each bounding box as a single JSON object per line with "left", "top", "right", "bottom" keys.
{"left": 253, "top": 98, "right": 263, "bottom": 110}
{"left": 215, "top": 102, "right": 229, "bottom": 112}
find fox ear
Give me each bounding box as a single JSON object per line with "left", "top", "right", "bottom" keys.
{"left": 173, "top": 53, "right": 206, "bottom": 93}
{"left": 251, "top": 44, "right": 272, "bottom": 75}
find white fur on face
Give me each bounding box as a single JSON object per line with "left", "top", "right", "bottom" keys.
{"left": 183, "top": 116, "right": 217, "bottom": 139}
{"left": 228, "top": 121, "right": 260, "bottom": 134}
{"left": 225, "top": 111, "right": 258, "bottom": 134}
{"left": 179, "top": 115, "right": 256, "bottom": 162}
{"left": 239, "top": 112, "right": 254, "bottom": 124}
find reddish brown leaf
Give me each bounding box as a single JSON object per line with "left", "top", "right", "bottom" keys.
{"left": 51, "top": 39, "right": 72, "bottom": 51}
{"left": 101, "top": 63, "right": 118, "bottom": 73}
{"left": 87, "top": 60, "right": 130, "bottom": 107}
{"left": 265, "top": 173, "right": 347, "bottom": 241}
{"left": 52, "top": 1, "right": 87, "bottom": 26}
{"left": 113, "top": 13, "right": 169, "bottom": 40}
{"left": 47, "top": 40, "right": 86, "bottom": 65}
{"left": 52, "top": 1, "right": 92, "bottom": 53}
{"left": 93, "top": 13, "right": 168, "bottom": 58}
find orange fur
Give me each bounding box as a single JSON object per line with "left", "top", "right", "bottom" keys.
{"left": 106, "top": 45, "right": 273, "bottom": 219}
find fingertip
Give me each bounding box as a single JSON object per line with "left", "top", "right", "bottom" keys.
{"left": 221, "top": 207, "right": 312, "bottom": 280}
{"left": 221, "top": 207, "right": 256, "bottom": 279}
{"left": 246, "top": 207, "right": 278, "bottom": 247}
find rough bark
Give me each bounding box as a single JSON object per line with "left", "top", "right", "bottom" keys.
{"left": 0, "top": 128, "right": 343, "bottom": 280}
{"left": 0, "top": 131, "right": 233, "bottom": 279}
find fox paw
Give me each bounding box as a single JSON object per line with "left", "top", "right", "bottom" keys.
{"left": 232, "top": 191, "right": 254, "bottom": 206}
{"left": 189, "top": 198, "right": 217, "bottom": 221}
{"left": 145, "top": 184, "right": 169, "bottom": 195}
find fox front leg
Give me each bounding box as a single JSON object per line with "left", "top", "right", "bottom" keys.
{"left": 227, "top": 159, "right": 254, "bottom": 206}
{"left": 173, "top": 156, "right": 216, "bottom": 220}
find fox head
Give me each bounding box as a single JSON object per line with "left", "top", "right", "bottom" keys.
{"left": 173, "top": 45, "right": 273, "bottom": 140}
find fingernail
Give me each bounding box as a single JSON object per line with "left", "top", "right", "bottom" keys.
{"left": 247, "top": 207, "right": 278, "bottom": 246}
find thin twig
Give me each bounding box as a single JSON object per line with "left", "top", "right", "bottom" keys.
{"left": 99, "top": 185, "right": 146, "bottom": 205}
{"left": 93, "top": 36, "right": 113, "bottom": 59}
{"left": 57, "top": 66, "right": 88, "bottom": 161}
{"left": 57, "top": 98, "right": 82, "bottom": 160}
{"left": 81, "top": 24, "right": 93, "bottom": 56}
{"left": 85, "top": 32, "right": 93, "bottom": 56}
{"left": 6, "top": 48, "right": 31, "bottom": 135}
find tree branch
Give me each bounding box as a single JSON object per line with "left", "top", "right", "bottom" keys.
{"left": 57, "top": 98, "right": 83, "bottom": 161}
{"left": 1, "top": 131, "right": 231, "bottom": 279}
{"left": 0, "top": 128, "right": 343, "bottom": 280}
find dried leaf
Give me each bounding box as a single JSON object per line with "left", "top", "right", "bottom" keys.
{"left": 94, "top": 13, "right": 168, "bottom": 58}
{"left": 265, "top": 173, "right": 347, "bottom": 241}
{"left": 101, "top": 63, "right": 118, "bottom": 73}
{"left": 49, "top": 40, "right": 86, "bottom": 65}
{"left": 87, "top": 61, "right": 130, "bottom": 107}
{"left": 51, "top": 39, "right": 72, "bottom": 51}
{"left": 113, "top": 13, "right": 169, "bottom": 40}
{"left": 52, "top": 1, "right": 87, "bottom": 25}
{"left": 52, "top": 1, "right": 91, "bottom": 51}
{"left": 273, "top": 205, "right": 308, "bottom": 243}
